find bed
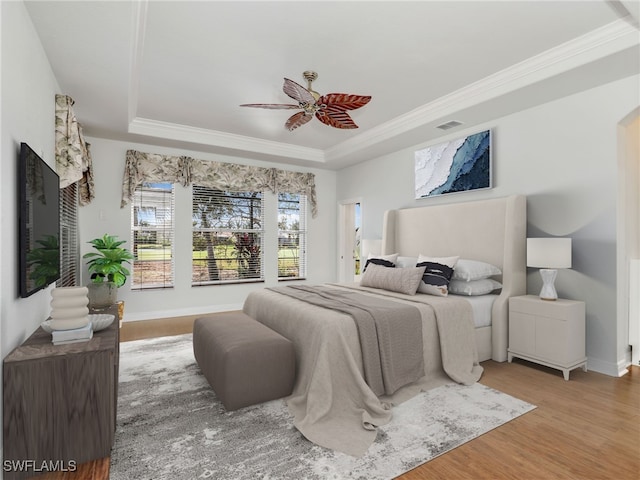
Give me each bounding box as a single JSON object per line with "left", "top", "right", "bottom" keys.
{"left": 243, "top": 194, "right": 526, "bottom": 456}
{"left": 381, "top": 194, "right": 527, "bottom": 363}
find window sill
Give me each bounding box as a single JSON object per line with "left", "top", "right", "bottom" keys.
{"left": 192, "top": 279, "right": 265, "bottom": 287}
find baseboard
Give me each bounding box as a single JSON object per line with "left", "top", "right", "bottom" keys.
{"left": 122, "top": 303, "right": 244, "bottom": 322}
{"left": 617, "top": 358, "right": 631, "bottom": 377}
{"left": 586, "top": 356, "right": 628, "bottom": 377}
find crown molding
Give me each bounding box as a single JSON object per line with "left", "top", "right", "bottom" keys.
{"left": 325, "top": 19, "right": 639, "bottom": 163}
{"left": 127, "top": 16, "right": 637, "bottom": 166}
{"left": 128, "top": 117, "right": 326, "bottom": 163}
{"left": 126, "top": 1, "right": 324, "bottom": 164}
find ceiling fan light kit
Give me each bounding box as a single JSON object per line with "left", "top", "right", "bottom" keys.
{"left": 240, "top": 71, "right": 371, "bottom": 131}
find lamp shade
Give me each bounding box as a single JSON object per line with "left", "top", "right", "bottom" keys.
{"left": 527, "top": 238, "right": 572, "bottom": 269}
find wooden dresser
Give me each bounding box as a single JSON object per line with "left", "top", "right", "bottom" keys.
{"left": 3, "top": 308, "right": 119, "bottom": 479}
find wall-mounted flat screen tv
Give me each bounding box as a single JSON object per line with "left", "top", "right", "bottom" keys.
{"left": 18, "top": 142, "right": 60, "bottom": 297}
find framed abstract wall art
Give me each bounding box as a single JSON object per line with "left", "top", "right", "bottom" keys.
{"left": 414, "top": 129, "right": 492, "bottom": 199}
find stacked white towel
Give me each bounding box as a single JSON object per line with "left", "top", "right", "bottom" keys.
{"left": 49, "top": 286, "right": 90, "bottom": 331}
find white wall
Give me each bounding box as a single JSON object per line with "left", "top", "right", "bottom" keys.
{"left": 0, "top": 1, "right": 61, "bottom": 359}
{"left": 79, "top": 138, "right": 337, "bottom": 321}
{"left": 336, "top": 75, "right": 640, "bottom": 376}
{"left": 0, "top": 0, "right": 61, "bottom": 465}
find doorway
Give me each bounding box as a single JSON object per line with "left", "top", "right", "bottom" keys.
{"left": 338, "top": 200, "right": 361, "bottom": 283}
{"left": 618, "top": 110, "right": 639, "bottom": 367}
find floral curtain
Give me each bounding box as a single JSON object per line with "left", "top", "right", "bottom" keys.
{"left": 55, "top": 94, "right": 95, "bottom": 205}
{"left": 187, "top": 157, "right": 276, "bottom": 193}
{"left": 120, "top": 150, "right": 191, "bottom": 205}
{"left": 121, "top": 150, "right": 318, "bottom": 217}
{"left": 273, "top": 169, "right": 318, "bottom": 217}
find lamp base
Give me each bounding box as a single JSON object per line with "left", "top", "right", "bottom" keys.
{"left": 539, "top": 268, "right": 558, "bottom": 301}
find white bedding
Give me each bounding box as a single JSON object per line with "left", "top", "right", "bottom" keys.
{"left": 461, "top": 294, "right": 498, "bottom": 328}
{"left": 243, "top": 284, "right": 482, "bottom": 457}
{"left": 340, "top": 283, "right": 497, "bottom": 328}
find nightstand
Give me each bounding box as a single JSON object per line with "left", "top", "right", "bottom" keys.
{"left": 508, "top": 295, "right": 587, "bottom": 380}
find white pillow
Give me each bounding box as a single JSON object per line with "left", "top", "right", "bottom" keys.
{"left": 452, "top": 259, "right": 502, "bottom": 282}
{"left": 396, "top": 256, "right": 418, "bottom": 268}
{"left": 363, "top": 253, "right": 398, "bottom": 271}
{"left": 360, "top": 263, "right": 426, "bottom": 295}
{"left": 449, "top": 278, "right": 503, "bottom": 296}
{"left": 416, "top": 255, "right": 459, "bottom": 297}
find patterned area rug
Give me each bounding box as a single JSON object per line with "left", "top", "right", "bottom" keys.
{"left": 110, "top": 334, "right": 535, "bottom": 480}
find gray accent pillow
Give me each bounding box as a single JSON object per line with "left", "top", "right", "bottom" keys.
{"left": 360, "top": 263, "right": 426, "bottom": 295}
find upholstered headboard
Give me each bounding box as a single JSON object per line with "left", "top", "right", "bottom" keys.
{"left": 381, "top": 194, "right": 526, "bottom": 361}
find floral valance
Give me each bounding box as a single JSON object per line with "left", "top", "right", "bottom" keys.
{"left": 55, "top": 94, "right": 95, "bottom": 205}
{"left": 121, "top": 150, "right": 318, "bottom": 217}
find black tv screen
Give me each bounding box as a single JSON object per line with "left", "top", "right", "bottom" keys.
{"left": 18, "top": 142, "right": 60, "bottom": 297}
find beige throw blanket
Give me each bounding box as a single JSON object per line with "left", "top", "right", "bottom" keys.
{"left": 243, "top": 285, "right": 483, "bottom": 457}
{"left": 269, "top": 285, "right": 424, "bottom": 396}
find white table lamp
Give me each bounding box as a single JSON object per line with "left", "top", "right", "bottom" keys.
{"left": 527, "top": 238, "right": 572, "bottom": 301}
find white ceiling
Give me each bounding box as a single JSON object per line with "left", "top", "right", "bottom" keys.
{"left": 25, "top": 1, "right": 640, "bottom": 170}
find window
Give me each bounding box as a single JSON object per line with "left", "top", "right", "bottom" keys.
{"left": 131, "top": 182, "right": 174, "bottom": 289}
{"left": 192, "top": 187, "right": 264, "bottom": 285}
{"left": 278, "top": 192, "right": 307, "bottom": 280}
{"left": 57, "top": 183, "right": 78, "bottom": 287}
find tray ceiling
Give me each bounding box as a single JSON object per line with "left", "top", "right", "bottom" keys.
{"left": 25, "top": 1, "right": 640, "bottom": 169}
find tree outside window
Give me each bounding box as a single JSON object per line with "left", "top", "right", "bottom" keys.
{"left": 278, "top": 192, "right": 307, "bottom": 279}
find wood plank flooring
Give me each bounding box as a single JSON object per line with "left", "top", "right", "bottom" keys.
{"left": 118, "top": 313, "right": 200, "bottom": 342}
{"left": 33, "top": 323, "right": 639, "bottom": 480}
{"left": 401, "top": 360, "right": 639, "bottom": 480}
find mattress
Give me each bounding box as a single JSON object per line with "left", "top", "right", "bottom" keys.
{"left": 462, "top": 294, "right": 498, "bottom": 328}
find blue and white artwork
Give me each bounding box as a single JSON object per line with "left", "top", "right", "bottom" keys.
{"left": 415, "top": 130, "right": 492, "bottom": 199}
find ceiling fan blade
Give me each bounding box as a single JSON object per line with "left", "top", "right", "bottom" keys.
{"left": 285, "top": 111, "right": 313, "bottom": 131}
{"left": 318, "top": 93, "right": 371, "bottom": 111}
{"left": 240, "top": 103, "right": 300, "bottom": 110}
{"left": 283, "top": 78, "right": 316, "bottom": 105}
{"left": 315, "top": 109, "right": 359, "bottom": 129}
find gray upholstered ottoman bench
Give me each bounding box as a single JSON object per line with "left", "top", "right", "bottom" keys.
{"left": 193, "top": 312, "right": 295, "bottom": 411}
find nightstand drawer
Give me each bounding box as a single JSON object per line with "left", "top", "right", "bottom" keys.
{"left": 510, "top": 296, "right": 582, "bottom": 320}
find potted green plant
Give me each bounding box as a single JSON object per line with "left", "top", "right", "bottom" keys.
{"left": 83, "top": 234, "right": 134, "bottom": 308}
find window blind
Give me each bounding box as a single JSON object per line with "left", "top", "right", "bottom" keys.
{"left": 278, "top": 193, "right": 307, "bottom": 280}
{"left": 57, "top": 182, "right": 78, "bottom": 287}
{"left": 131, "top": 182, "right": 175, "bottom": 289}
{"left": 192, "top": 186, "right": 264, "bottom": 285}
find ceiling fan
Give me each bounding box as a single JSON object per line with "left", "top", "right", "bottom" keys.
{"left": 240, "top": 71, "right": 371, "bottom": 131}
